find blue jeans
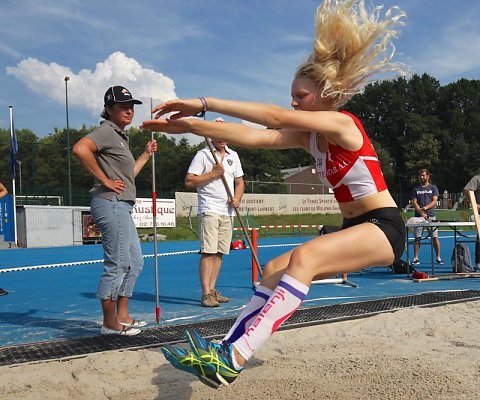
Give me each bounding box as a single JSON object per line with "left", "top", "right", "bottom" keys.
{"left": 90, "top": 196, "right": 143, "bottom": 300}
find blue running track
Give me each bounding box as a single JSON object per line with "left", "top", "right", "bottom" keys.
{"left": 1, "top": 232, "right": 479, "bottom": 347}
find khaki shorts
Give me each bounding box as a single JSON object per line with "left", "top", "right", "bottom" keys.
{"left": 199, "top": 212, "right": 233, "bottom": 254}
{"left": 414, "top": 216, "right": 439, "bottom": 238}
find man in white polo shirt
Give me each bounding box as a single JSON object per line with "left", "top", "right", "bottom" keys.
{"left": 185, "top": 118, "right": 245, "bottom": 307}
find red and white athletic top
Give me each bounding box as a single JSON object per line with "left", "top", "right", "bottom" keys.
{"left": 308, "top": 110, "right": 387, "bottom": 203}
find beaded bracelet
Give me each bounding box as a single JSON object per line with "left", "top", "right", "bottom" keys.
{"left": 194, "top": 97, "right": 208, "bottom": 118}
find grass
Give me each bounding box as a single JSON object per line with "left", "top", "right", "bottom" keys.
{"left": 138, "top": 209, "right": 476, "bottom": 242}
{"left": 138, "top": 214, "right": 341, "bottom": 241}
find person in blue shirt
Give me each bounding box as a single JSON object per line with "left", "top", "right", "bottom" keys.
{"left": 410, "top": 169, "right": 443, "bottom": 265}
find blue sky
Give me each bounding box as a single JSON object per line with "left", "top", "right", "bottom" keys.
{"left": 1, "top": 0, "right": 479, "bottom": 144}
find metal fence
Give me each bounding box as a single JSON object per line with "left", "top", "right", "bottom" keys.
{"left": 244, "top": 180, "right": 329, "bottom": 195}
{"left": 10, "top": 180, "right": 468, "bottom": 212}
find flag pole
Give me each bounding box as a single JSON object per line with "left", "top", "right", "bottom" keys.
{"left": 8, "top": 106, "right": 18, "bottom": 247}
{"left": 150, "top": 98, "right": 160, "bottom": 323}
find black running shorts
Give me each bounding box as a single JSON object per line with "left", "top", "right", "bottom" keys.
{"left": 341, "top": 207, "right": 405, "bottom": 263}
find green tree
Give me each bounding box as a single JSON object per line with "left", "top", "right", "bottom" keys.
{"left": 437, "top": 79, "right": 480, "bottom": 191}
{"left": 3, "top": 75, "right": 480, "bottom": 203}
{"left": 0, "top": 128, "right": 39, "bottom": 194}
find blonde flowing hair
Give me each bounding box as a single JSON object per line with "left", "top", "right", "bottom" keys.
{"left": 295, "top": 0, "right": 407, "bottom": 108}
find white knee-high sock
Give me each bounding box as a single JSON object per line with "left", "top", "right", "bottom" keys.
{"left": 233, "top": 274, "right": 309, "bottom": 362}
{"left": 224, "top": 285, "right": 273, "bottom": 343}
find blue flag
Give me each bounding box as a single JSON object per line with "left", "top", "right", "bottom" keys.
{"left": 10, "top": 115, "right": 18, "bottom": 180}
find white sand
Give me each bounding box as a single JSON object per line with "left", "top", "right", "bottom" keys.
{"left": 1, "top": 301, "right": 480, "bottom": 400}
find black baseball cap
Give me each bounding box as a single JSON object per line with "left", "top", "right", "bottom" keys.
{"left": 104, "top": 86, "right": 142, "bottom": 106}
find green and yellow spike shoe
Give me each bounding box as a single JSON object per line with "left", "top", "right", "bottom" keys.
{"left": 185, "top": 329, "right": 243, "bottom": 386}
{"left": 160, "top": 344, "right": 222, "bottom": 389}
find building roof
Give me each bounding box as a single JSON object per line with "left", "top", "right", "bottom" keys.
{"left": 281, "top": 165, "right": 313, "bottom": 178}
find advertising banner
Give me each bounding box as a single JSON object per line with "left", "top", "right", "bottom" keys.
{"left": 175, "top": 192, "right": 339, "bottom": 217}
{"left": 132, "top": 198, "right": 176, "bottom": 228}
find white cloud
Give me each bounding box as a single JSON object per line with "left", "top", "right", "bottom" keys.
{"left": 0, "top": 43, "right": 22, "bottom": 59}
{"left": 282, "top": 34, "right": 312, "bottom": 45}
{"left": 6, "top": 51, "right": 177, "bottom": 127}
{"left": 411, "top": 19, "right": 480, "bottom": 78}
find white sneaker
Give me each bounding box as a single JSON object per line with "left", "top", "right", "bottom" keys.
{"left": 100, "top": 326, "right": 142, "bottom": 336}
{"left": 411, "top": 258, "right": 420, "bottom": 265}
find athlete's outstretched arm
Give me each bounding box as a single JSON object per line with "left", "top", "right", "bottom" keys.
{"left": 147, "top": 97, "right": 361, "bottom": 149}
{"left": 151, "top": 97, "right": 291, "bottom": 128}
{"left": 141, "top": 118, "right": 310, "bottom": 151}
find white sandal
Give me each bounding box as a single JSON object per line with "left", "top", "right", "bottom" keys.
{"left": 118, "top": 319, "right": 147, "bottom": 328}
{"left": 100, "top": 326, "right": 142, "bottom": 336}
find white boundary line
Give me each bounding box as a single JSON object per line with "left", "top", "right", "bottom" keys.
{"left": 0, "top": 249, "right": 201, "bottom": 273}
{"left": 0, "top": 245, "right": 302, "bottom": 274}
{"left": 3, "top": 233, "right": 476, "bottom": 274}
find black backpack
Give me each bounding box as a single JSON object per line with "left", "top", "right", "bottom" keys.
{"left": 390, "top": 259, "right": 415, "bottom": 274}
{"left": 451, "top": 243, "right": 475, "bottom": 273}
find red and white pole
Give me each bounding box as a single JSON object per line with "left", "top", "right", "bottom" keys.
{"left": 251, "top": 227, "right": 259, "bottom": 287}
